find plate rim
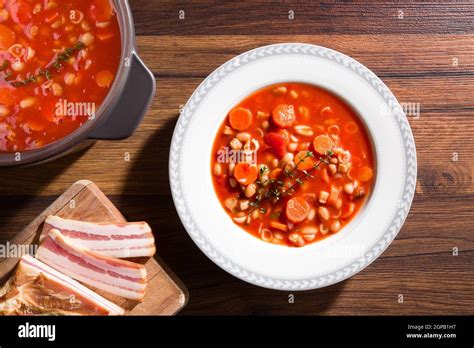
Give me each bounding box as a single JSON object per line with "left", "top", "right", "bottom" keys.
{"left": 169, "top": 43, "right": 417, "bottom": 290}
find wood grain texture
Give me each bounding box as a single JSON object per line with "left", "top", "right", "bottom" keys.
{"left": 0, "top": 1, "right": 472, "bottom": 315}
{"left": 130, "top": 1, "right": 474, "bottom": 35}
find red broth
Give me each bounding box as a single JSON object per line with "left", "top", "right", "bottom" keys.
{"left": 0, "top": 0, "right": 121, "bottom": 152}
{"left": 211, "top": 83, "right": 375, "bottom": 247}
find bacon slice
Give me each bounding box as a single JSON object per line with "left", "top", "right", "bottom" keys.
{"left": 37, "top": 229, "right": 147, "bottom": 301}
{"left": 0, "top": 255, "right": 124, "bottom": 316}
{"left": 41, "top": 216, "right": 156, "bottom": 258}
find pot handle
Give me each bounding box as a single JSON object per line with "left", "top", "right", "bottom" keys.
{"left": 88, "top": 53, "right": 156, "bottom": 140}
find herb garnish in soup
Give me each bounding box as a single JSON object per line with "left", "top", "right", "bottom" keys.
{"left": 0, "top": 0, "right": 121, "bottom": 152}
{"left": 211, "top": 83, "right": 375, "bottom": 247}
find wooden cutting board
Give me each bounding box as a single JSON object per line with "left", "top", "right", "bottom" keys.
{"left": 0, "top": 180, "right": 188, "bottom": 315}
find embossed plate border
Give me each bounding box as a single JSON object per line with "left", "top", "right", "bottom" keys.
{"left": 170, "top": 43, "right": 417, "bottom": 290}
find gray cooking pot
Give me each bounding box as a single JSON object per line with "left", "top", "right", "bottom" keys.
{"left": 0, "top": 0, "right": 155, "bottom": 167}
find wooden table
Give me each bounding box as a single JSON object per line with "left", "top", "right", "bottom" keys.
{"left": 0, "top": 1, "right": 472, "bottom": 315}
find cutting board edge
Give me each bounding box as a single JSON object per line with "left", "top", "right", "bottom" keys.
{"left": 0, "top": 180, "right": 188, "bottom": 316}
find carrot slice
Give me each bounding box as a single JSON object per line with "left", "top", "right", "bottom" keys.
{"left": 344, "top": 121, "right": 359, "bottom": 134}
{"left": 294, "top": 151, "right": 316, "bottom": 171}
{"left": 313, "top": 135, "right": 333, "bottom": 155}
{"left": 358, "top": 166, "right": 373, "bottom": 182}
{"left": 320, "top": 168, "right": 330, "bottom": 183}
{"left": 286, "top": 197, "right": 310, "bottom": 223}
{"left": 229, "top": 107, "right": 252, "bottom": 131}
{"left": 269, "top": 168, "right": 283, "bottom": 180}
{"left": 272, "top": 104, "right": 295, "bottom": 128}
{"left": 0, "top": 24, "right": 16, "bottom": 50}
{"left": 233, "top": 162, "right": 258, "bottom": 185}
{"left": 0, "top": 86, "right": 15, "bottom": 106}
{"left": 96, "top": 70, "right": 114, "bottom": 88}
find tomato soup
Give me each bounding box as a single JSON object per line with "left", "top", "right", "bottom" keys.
{"left": 211, "top": 83, "right": 375, "bottom": 247}
{"left": 0, "top": 0, "right": 121, "bottom": 152}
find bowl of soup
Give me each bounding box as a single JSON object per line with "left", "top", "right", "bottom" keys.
{"left": 0, "top": 0, "right": 155, "bottom": 166}
{"left": 170, "top": 43, "right": 417, "bottom": 290}
{"left": 210, "top": 82, "right": 375, "bottom": 248}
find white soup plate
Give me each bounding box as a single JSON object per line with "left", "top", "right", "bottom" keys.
{"left": 170, "top": 43, "right": 417, "bottom": 290}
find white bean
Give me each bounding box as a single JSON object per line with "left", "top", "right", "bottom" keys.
{"left": 224, "top": 197, "right": 238, "bottom": 211}
{"left": 80, "top": 32, "right": 94, "bottom": 46}
{"left": 213, "top": 163, "right": 222, "bottom": 176}
{"left": 288, "top": 142, "right": 298, "bottom": 152}
{"left": 0, "top": 105, "right": 10, "bottom": 117}
{"left": 281, "top": 153, "right": 294, "bottom": 166}
{"left": 11, "top": 61, "right": 25, "bottom": 72}
{"left": 52, "top": 83, "right": 63, "bottom": 97}
{"left": 294, "top": 125, "right": 314, "bottom": 137}
{"left": 289, "top": 90, "right": 298, "bottom": 99}
{"left": 328, "top": 164, "right": 337, "bottom": 176}
{"left": 330, "top": 220, "right": 341, "bottom": 233}
{"left": 223, "top": 125, "right": 234, "bottom": 135}
{"left": 320, "top": 223, "right": 330, "bottom": 235}
{"left": 307, "top": 208, "right": 316, "bottom": 221}
{"left": 236, "top": 132, "right": 251, "bottom": 142}
{"left": 245, "top": 183, "right": 257, "bottom": 198}
{"left": 20, "top": 97, "right": 37, "bottom": 109}
{"left": 289, "top": 233, "right": 305, "bottom": 247}
{"left": 344, "top": 183, "right": 354, "bottom": 195}
{"left": 338, "top": 163, "right": 351, "bottom": 173}
{"left": 64, "top": 73, "right": 76, "bottom": 86}
{"left": 273, "top": 86, "right": 287, "bottom": 95}
{"left": 301, "top": 226, "right": 318, "bottom": 235}
{"left": 229, "top": 138, "right": 242, "bottom": 150}
{"left": 234, "top": 214, "right": 247, "bottom": 224}
{"left": 317, "top": 206, "right": 330, "bottom": 221}
{"left": 261, "top": 229, "right": 274, "bottom": 242}
{"left": 239, "top": 200, "right": 250, "bottom": 211}
{"left": 318, "top": 191, "right": 329, "bottom": 204}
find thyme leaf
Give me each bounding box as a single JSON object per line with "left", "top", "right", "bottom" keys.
{"left": 9, "top": 42, "right": 86, "bottom": 88}
{"left": 245, "top": 150, "right": 335, "bottom": 218}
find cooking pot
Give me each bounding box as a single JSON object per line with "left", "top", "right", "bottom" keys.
{"left": 0, "top": 0, "right": 155, "bottom": 167}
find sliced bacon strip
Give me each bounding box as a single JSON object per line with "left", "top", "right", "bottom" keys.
{"left": 37, "top": 229, "right": 147, "bottom": 301}
{"left": 0, "top": 255, "right": 124, "bottom": 316}
{"left": 41, "top": 216, "right": 156, "bottom": 258}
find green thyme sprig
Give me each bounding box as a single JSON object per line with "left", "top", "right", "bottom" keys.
{"left": 10, "top": 42, "right": 85, "bottom": 88}
{"left": 246, "top": 150, "right": 335, "bottom": 217}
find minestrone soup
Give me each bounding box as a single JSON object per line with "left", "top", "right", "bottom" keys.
{"left": 0, "top": 0, "right": 121, "bottom": 152}
{"left": 211, "top": 83, "right": 375, "bottom": 247}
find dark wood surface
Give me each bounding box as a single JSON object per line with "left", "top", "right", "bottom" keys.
{"left": 0, "top": 0, "right": 473, "bottom": 315}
